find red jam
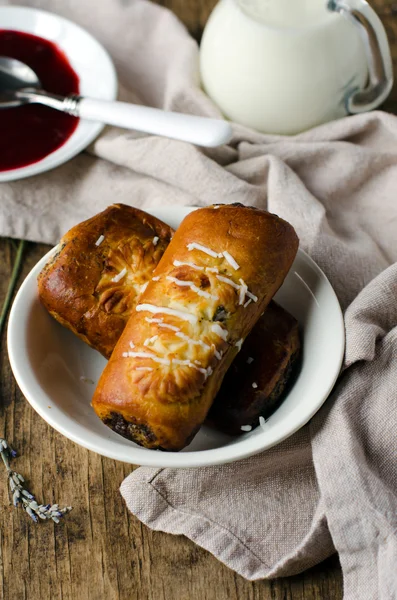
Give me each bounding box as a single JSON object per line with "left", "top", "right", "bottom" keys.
{"left": 0, "top": 30, "right": 80, "bottom": 172}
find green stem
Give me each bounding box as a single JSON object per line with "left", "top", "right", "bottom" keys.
{"left": 0, "top": 240, "right": 26, "bottom": 339}
{"left": 0, "top": 450, "right": 10, "bottom": 471}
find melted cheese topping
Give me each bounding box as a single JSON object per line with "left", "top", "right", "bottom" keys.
{"left": 123, "top": 350, "right": 171, "bottom": 365}
{"left": 235, "top": 338, "right": 244, "bottom": 351}
{"left": 222, "top": 250, "right": 240, "bottom": 270}
{"left": 238, "top": 279, "right": 247, "bottom": 305}
{"left": 210, "top": 323, "right": 228, "bottom": 341}
{"left": 246, "top": 290, "right": 258, "bottom": 302}
{"left": 111, "top": 267, "right": 127, "bottom": 283}
{"left": 216, "top": 275, "right": 240, "bottom": 290}
{"left": 136, "top": 304, "right": 198, "bottom": 324}
{"left": 175, "top": 331, "right": 211, "bottom": 351}
{"left": 166, "top": 276, "right": 219, "bottom": 301}
{"left": 187, "top": 242, "right": 220, "bottom": 258}
{"left": 158, "top": 322, "right": 180, "bottom": 333}
{"left": 125, "top": 239, "right": 259, "bottom": 389}
{"left": 173, "top": 260, "right": 204, "bottom": 271}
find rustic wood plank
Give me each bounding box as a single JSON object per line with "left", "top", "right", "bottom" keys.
{"left": 3, "top": 0, "right": 396, "bottom": 598}
{"left": 0, "top": 226, "right": 343, "bottom": 600}
{"left": 156, "top": 0, "right": 216, "bottom": 39}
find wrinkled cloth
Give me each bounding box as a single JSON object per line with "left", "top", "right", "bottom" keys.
{"left": 1, "top": 1, "right": 397, "bottom": 597}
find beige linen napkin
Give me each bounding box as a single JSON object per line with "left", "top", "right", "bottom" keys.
{"left": 1, "top": 1, "right": 397, "bottom": 597}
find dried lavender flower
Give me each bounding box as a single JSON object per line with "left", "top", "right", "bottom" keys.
{"left": 0, "top": 437, "right": 72, "bottom": 523}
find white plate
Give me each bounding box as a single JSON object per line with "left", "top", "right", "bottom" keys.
{"left": 0, "top": 6, "right": 117, "bottom": 182}
{"left": 8, "top": 207, "right": 345, "bottom": 468}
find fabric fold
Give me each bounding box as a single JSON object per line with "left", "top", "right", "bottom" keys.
{"left": 121, "top": 429, "right": 335, "bottom": 581}
{"left": 1, "top": 0, "right": 397, "bottom": 596}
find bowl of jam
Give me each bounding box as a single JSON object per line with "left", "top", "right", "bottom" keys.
{"left": 0, "top": 6, "right": 117, "bottom": 182}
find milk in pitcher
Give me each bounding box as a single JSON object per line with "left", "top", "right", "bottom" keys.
{"left": 200, "top": 0, "right": 368, "bottom": 134}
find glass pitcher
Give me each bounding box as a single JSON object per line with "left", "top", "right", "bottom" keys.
{"left": 200, "top": 0, "right": 393, "bottom": 135}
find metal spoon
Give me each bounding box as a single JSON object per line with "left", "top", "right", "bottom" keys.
{"left": 0, "top": 56, "right": 232, "bottom": 147}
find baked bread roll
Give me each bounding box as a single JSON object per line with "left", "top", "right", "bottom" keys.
{"left": 207, "top": 301, "right": 300, "bottom": 435}
{"left": 37, "top": 204, "right": 299, "bottom": 434}
{"left": 92, "top": 204, "right": 299, "bottom": 451}
{"left": 38, "top": 204, "right": 173, "bottom": 358}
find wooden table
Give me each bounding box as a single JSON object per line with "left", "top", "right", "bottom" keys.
{"left": 0, "top": 1, "right": 395, "bottom": 598}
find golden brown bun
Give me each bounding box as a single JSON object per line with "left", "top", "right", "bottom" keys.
{"left": 207, "top": 301, "right": 301, "bottom": 435}
{"left": 38, "top": 203, "right": 300, "bottom": 439}
{"left": 37, "top": 204, "right": 173, "bottom": 358}
{"left": 92, "top": 204, "right": 299, "bottom": 451}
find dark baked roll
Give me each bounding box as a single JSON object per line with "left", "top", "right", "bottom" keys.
{"left": 37, "top": 204, "right": 173, "bottom": 358}
{"left": 92, "top": 204, "right": 299, "bottom": 451}
{"left": 207, "top": 301, "right": 300, "bottom": 435}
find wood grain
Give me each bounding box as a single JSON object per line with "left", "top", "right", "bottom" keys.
{"left": 0, "top": 240, "right": 344, "bottom": 600}
{"left": 1, "top": 0, "right": 395, "bottom": 598}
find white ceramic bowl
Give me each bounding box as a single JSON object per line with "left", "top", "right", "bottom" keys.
{"left": 8, "top": 207, "right": 345, "bottom": 468}
{"left": 0, "top": 5, "right": 117, "bottom": 182}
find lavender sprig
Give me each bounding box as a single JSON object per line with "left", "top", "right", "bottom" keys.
{"left": 1, "top": 438, "right": 72, "bottom": 523}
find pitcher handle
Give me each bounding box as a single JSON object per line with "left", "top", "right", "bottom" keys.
{"left": 328, "top": 0, "right": 393, "bottom": 113}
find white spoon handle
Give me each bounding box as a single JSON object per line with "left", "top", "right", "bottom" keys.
{"left": 77, "top": 98, "right": 232, "bottom": 147}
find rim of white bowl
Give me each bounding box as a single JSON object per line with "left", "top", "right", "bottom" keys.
{"left": 7, "top": 242, "right": 345, "bottom": 468}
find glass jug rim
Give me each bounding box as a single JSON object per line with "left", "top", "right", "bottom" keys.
{"left": 229, "top": 0, "right": 339, "bottom": 33}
